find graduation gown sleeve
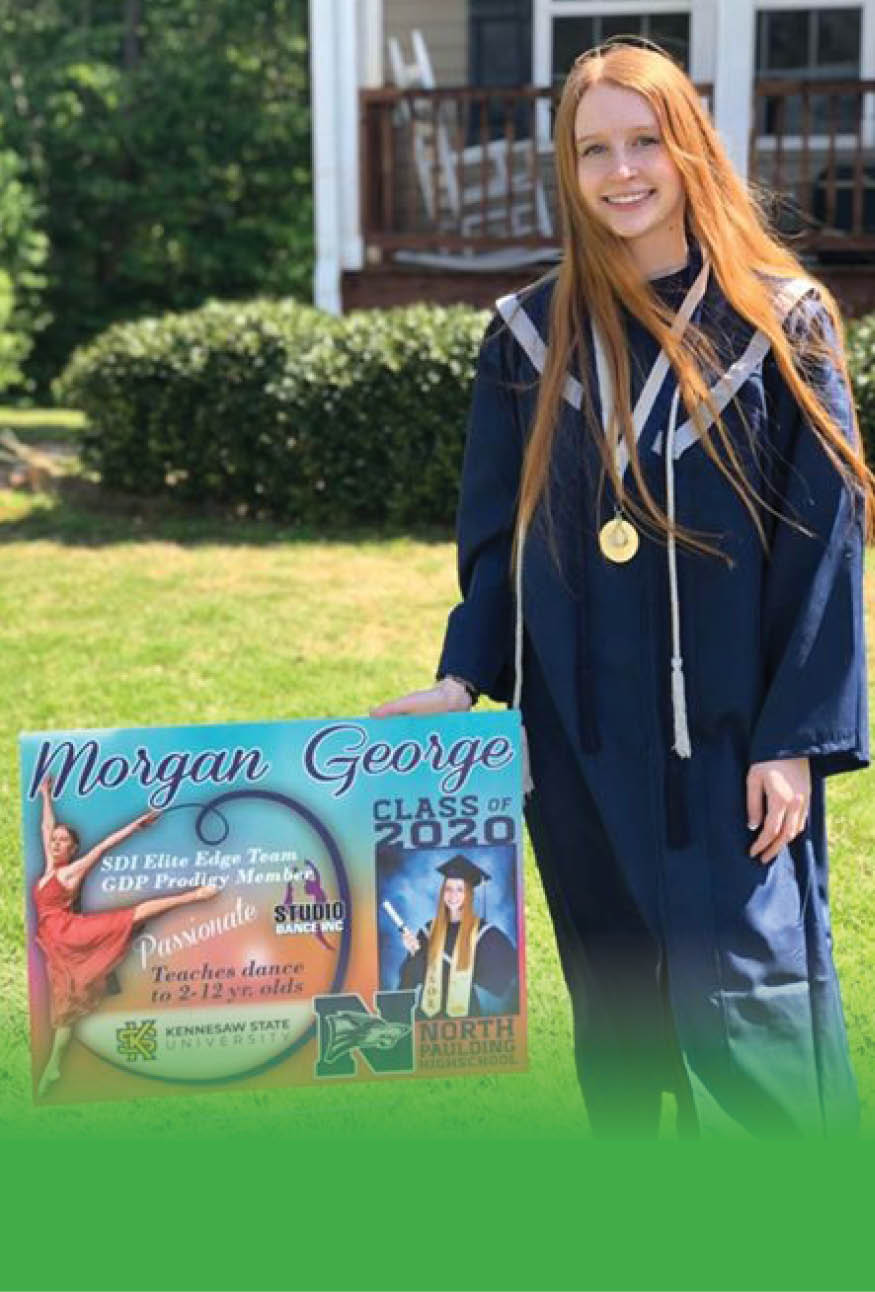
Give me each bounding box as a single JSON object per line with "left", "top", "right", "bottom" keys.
{"left": 749, "top": 294, "right": 869, "bottom": 777}
{"left": 397, "top": 927, "right": 428, "bottom": 992}
{"left": 437, "top": 315, "right": 525, "bottom": 703}
{"left": 472, "top": 924, "right": 518, "bottom": 997}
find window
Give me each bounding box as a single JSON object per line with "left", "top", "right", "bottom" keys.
{"left": 755, "top": 7, "right": 862, "bottom": 133}
{"left": 552, "top": 12, "right": 690, "bottom": 84}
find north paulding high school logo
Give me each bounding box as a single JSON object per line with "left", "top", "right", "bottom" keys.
{"left": 313, "top": 991, "right": 416, "bottom": 1077}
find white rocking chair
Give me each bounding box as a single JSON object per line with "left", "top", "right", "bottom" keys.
{"left": 387, "top": 28, "right": 553, "bottom": 240}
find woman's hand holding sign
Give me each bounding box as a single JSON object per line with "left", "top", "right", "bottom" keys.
{"left": 371, "top": 677, "right": 473, "bottom": 718}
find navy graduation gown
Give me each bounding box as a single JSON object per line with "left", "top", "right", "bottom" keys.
{"left": 438, "top": 251, "right": 868, "bottom": 1136}
{"left": 398, "top": 919, "right": 519, "bottom": 1018}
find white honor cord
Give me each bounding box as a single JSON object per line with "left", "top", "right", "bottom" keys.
{"left": 665, "top": 383, "right": 692, "bottom": 758}
{"left": 382, "top": 899, "right": 405, "bottom": 930}
{"left": 513, "top": 520, "right": 526, "bottom": 712}
{"left": 512, "top": 520, "right": 534, "bottom": 795}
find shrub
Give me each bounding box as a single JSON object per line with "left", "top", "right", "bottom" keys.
{"left": 55, "top": 299, "right": 489, "bottom": 526}
{"left": 846, "top": 314, "right": 875, "bottom": 465}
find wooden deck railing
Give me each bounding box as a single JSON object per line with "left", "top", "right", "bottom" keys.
{"left": 360, "top": 85, "right": 563, "bottom": 251}
{"left": 361, "top": 80, "right": 874, "bottom": 257}
{"left": 751, "top": 79, "right": 875, "bottom": 249}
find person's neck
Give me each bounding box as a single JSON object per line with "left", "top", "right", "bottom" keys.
{"left": 630, "top": 229, "right": 690, "bottom": 281}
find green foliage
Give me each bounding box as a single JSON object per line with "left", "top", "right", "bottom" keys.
{"left": 847, "top": 313, "right": 875, "bottom": 463}
{"left": 0, "top": 147, "right": 50, "bottom": 393}
{"left": 55, "top": 300, "right": 490, "bottom": 526}
{"left": 0, "top": 0, "right": 311, "bottom": 394}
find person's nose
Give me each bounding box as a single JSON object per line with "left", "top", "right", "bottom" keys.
{"left": 608, "top": 149, "right": 637, "bottom": 181}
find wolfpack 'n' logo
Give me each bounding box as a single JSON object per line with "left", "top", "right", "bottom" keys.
{"left": 313, "top": 990, "right": 416, "bottom": 1077}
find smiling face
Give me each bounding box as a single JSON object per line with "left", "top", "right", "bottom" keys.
{"left": 50, "top": 825, "right": 78, "bottom": 866}
{"left": 574, "top": 81, "right": 687, "bottom": 276}
{"left": 442, "top": 877, "right": 467, "bottom": 921}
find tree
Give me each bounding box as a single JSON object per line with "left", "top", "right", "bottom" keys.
{"left": 0, "top": 145, "right": 50, "bottom": 394}
{"left": 0, "top": 0, "right": 312, "bottom": 395}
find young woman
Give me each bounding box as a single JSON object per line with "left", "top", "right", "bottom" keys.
{"left": 396, "top": 855, "right": 517, "bottom": 1018}
{"left": 373, "top": 42, "right": 873, "bottom": 1137}
{"left": 34, "top": 775, "right": 218, "bottom": 1095}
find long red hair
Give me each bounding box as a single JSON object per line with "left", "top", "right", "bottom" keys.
{"left": 426, "top": 879, "right": 478, "bottom": 975}
{"left": 513, "top": 41, "right": 874, "bottom": 561}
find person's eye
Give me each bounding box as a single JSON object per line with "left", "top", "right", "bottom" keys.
{"left": 636, "top": 135, "right": 659, "bottom": 147}
{"left": 580, "top": 143, "right": 604, "bottom": 158}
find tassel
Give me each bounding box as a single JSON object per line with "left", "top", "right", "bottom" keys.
{"left": 670, "top": 656, "right": 692, "bottom": 759}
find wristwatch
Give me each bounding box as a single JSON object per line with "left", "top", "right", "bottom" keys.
{"left": 437, "top": 674, "right": 480, "bottom": 706}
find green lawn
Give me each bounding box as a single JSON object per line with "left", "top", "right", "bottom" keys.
{"left": 1, "top": 487, "right": 873, "bottom": 1143}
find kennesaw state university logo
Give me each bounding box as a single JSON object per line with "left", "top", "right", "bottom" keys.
{"left": 313, "top": 990, "right": 416, "bottom": 1078}
{"left": 116, "top": 1019, "right": 158, "bottom": 1062}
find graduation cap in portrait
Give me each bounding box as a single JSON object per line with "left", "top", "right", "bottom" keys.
{"left": 436, "top": 854, "right": 492, "bottom": 917}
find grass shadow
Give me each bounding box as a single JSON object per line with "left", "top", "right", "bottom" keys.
{"left": 0, "top": 480, "right": 455, "bottom": 548}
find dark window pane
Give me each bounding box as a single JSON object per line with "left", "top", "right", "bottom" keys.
{"left": 647, "top": 13, "right": 690, "bottom": 68}
{"left": 816, "top": 8, "right": 861, "bottom": 68}
{"left": 600, "top": 16, "right": 643, "bottom": 42}
{"left": 553, "top": 17, "right": 595, "bottom": 81}
{"left": 760, "top": 10, "right": 811, "bottom": 71}
{"left": 479, "top": 21, "right": 524, "bottom": 83}
{"left": 553, "top": 12, "right": 690, "bottom": 80}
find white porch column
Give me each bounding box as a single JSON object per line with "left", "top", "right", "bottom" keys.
{"left": 338, "top": 0, "right": 363, "bottom": 276}
{"left": 310, "top": 0, "right": 343, "bottom": 313}
{"left": 359, "top": 0, "right": 384, "bottom": 87}
{"left": 311, "top": 0, "right": 378, "bottom": 312}
{"left": 712, "top": 0, "right": 756, "bottom": 178}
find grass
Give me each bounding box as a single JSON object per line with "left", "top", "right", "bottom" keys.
{"left": 1, "top": 486, "right": 874, "bottom": 1144}
{"left": 0, "top": 489, "right": 578, "bottom": 1144}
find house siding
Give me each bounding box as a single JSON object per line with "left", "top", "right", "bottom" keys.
{"left": 384, "top": 0, "right": 469, "bottom": 85}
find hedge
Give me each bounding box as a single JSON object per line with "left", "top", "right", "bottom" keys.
{"left": 55, "top": 298, "right": 875, "bottom": 526}
{"left": 55, "top": 299, "right": 489, "bottom": 526}
{"left": 846, "top": 314, "right": 875, "bottom": 465}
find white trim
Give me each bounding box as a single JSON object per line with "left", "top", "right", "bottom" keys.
{"left": 338, "top": 0, "right": 363, "bottom": 272}
{"left": 310, "top": 0, "right": 343, "bottom": 314}
{"left": 310, "top": 0, "right": 365, "bottom": 310}
{"left": 496, "top": 274, "right": 813, "bottom": 462}
{"left": 653, "top": 329, "right": 773, "bottom": 457}
{"left": 689, "top": 0, "right": 716, "bottom": 84}
{"left": 495, "top": 291, "right": 584, "bottom": 408}
{"left": 751, "top": 0, "right": 865, "bottom": 8}
{"left": 542, "top": 0, "right": 692, "bottom": 14}
{"left": 713, "top": 0, "right": 755, "bottom": 177}
{"left": 358, "top": 0, "right": 383, "bottom": 89}
{"left": 653, "top": 276, "right": 814, "bottom": 458}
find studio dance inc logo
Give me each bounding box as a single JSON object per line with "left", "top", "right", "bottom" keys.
{"left": 116, "top": 1019, "right": 158, "bottom": 1063}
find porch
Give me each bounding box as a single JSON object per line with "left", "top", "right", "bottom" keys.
{"left": 311, "top": 1, "right": 875, "bottom": 317}
{"left": 349, "top": 76, "right": 875, "bottom": 316}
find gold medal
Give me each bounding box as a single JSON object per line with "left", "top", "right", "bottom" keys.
{"left": 598, "top": 515, "right": 639, "bottom": 563}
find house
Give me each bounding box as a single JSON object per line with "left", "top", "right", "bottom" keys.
{"left": 310, "top": 1, "right": 875, "bottom": 316}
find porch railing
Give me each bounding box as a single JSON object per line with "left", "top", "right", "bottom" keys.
{"left": 751, "top": 79, "right": 875, "bottom": 250}
{"left": 360, "top": 85, "right": 563, "bottom": 252}
{"left": 360, "top": 80, "right": 874, "bottom": 257}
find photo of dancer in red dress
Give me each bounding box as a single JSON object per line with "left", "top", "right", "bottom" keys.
{"left": 33, "top": 775, "right": 218, "bottom": 1095}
